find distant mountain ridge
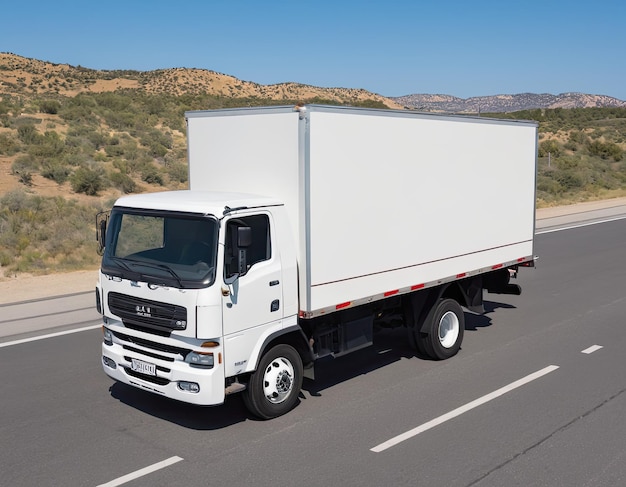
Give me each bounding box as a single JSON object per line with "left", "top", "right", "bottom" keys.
{"left": 391, "top": 92, "right": 626, "bottom": 113}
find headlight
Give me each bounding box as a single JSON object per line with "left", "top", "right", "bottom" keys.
{"left": 95, "top": 288, "right": 102, "bottom": 314}
{"left": 185, "top": 351, "right": 214, "bottom": 368}
{"left": 103, "top": 326, "right": 113, "bottom": 346}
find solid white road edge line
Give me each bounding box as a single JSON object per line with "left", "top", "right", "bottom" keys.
{"left": 96, "top": 456, "right": 184, "bottom": 487}
{"left": 370, "top": 365, "right": 560, "bottom": 453}
{"left": 536, "top": 215, "right": 626, "bottom": 235}
{"left": 582, "top": 345, "right": 603, "bottom": 354}
{"left": 0, "top": 324, "right": 101, "bottom": 348}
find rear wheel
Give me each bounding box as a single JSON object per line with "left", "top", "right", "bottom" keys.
{"left": 416, "top": 298, "right": 464, "bottom": 360}
{"left": 243, "top": 344, "right": 303, "bottom": 419}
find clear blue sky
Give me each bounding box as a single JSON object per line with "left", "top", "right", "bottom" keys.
{"left": 2, "top": 0, "right": 625, "bottom": 100}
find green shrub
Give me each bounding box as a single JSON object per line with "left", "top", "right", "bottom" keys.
{"left": 554, "top": 169, "right": 585, "bottom": 190}
{"left": 11, "top": 155, "right": 39, "bottom": 174}
{"left": 538, "top": 139, "right": 561, "bottom": 158}
{"left": 109, "top": 171, "right": 137, "bottom": 193}
{"left": 71, "top": 166, "right": 106, "bottom": 195}
{"left": 568, "top": 130, "right": 588, "bottom": 145}
{"left": 39, "top": 99, "right": 61, "bottom": 114}
{"left": 86, "top": 131, "right": 108, "bottom": 150}
{"left": 147, "top": 142, "right": 168, "bottom": 158}
{"left": 140, "top": 128, "right": 172, "bottom": 158}
{"left": 120, "top": 141, "right": 139, "bottom": 161}
{"left": 102, "top": 109, "right": 140, "bottom": 129}
{"left": 63, "top": 152, "right": 89, "bottom": 166}
{"left": 141, "top": 164, "right": 164, "bottom": 185}
{"left": 587, "top": 140, "right": 623, "bottom": 161}
{"left": 167, "top": 162, "right": 188, "bottom": 183}
{"left": 59, "top": 99, "right": 98, "bottom": 124}
{"left": 563, "top": 140, "right": 579, "bottom": 152}
{"left": 104, "top": 144, "right": 126, "bottom": 157}
{"left": 112, "top": 159, "right": 129, "bottom": 174}
{"left": 17, "top": 124, "right": 42, "bottom": 144}
{"left": 555, "top": 156, "right": 580, "bottom": 170}
{"left": 0, "top": 133, "right": 20, "bottom": 155}
{"left": 537, "top": 175, "right": 562, "bottom": 195}
{"left": 28, "top": 130, "right": 64, "bottom": 158}
{"left": 41, "top": 162, "right": 71, "bottom": 184}
{"left": 0, "top": 189, "right": 29, "bottom": 213}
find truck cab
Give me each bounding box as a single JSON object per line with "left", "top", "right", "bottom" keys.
{"left": 98, "top": 190, "right": 307, "bottom": 417}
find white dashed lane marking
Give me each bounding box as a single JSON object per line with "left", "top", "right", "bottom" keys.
{"left": 371, "top": 365, "right": 560, "bottom": 453}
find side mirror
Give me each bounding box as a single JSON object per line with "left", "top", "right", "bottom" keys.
{"left": 237, "top": 227, "right": 251, "bottom": 276}
{"left": 96, "top": 211, "right": 109, "bottom": 256}
{"left": 237, "top": 226, "right": 252, "bottom": 248}
{"left": 225, "top": 225, "right": 252, "bottom": 282}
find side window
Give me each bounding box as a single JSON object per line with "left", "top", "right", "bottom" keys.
{"left": 224, "top": 214, "right": 271, "bottom": 278}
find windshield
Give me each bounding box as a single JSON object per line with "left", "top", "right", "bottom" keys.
{"left": 102, "top": 208, "right": 218, "bottom": 289}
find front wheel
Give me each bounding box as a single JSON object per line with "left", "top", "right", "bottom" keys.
{"left": 243, "top": 344, "right": 303, "bottom": 419}
{"left": 416, "top": 298, "right": 465, "bottom": 360}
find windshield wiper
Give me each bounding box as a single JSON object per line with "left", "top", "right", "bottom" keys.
{"left": 123, "top": 258, "right": 184, "bottom": 288}
{"left": 109, "top": 256, "right": 133, "bottom": 272}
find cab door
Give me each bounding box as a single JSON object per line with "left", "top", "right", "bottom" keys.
{"left": 221, "top": 213, "right": 283, "bottom": 336}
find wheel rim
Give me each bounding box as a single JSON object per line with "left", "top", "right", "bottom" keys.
{"left": 262, "top": 356, "right": 295, "bottom": 404}
{"left": 438, "top": 310, "right": 460, "bottom": 348}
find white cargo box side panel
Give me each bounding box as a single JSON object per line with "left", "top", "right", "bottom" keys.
{"left": 186, "top": 108, "right": 310, "bottom": 310}
{"left": 186, "top": 109, "right": 300, "bottom": 227}
{"left": 305, "top": 109, "right": 536, "bottom": 311}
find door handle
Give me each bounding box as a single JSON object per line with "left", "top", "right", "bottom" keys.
{"left": 269, "top": 280, "right": 280, "bottom": 287}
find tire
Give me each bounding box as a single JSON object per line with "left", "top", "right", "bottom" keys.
{"left": 243, "top": 344, "right": 303, "bottom": 419}
{"left": 416, "top": 298, "right": 464, "bottom": 360}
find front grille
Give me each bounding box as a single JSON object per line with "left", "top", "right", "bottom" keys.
{"left": 124, "top": 345, "right": 176, "bottom": 362}
{"left": 112, "top": 330, "right": 191, "bottom": 361}
{"left": 108, "top": 292, "right": 187, "bottom": 334}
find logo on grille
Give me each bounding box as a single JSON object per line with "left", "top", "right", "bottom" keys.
{"left": 135, "top": 305, "right": 152, "bottom": 317}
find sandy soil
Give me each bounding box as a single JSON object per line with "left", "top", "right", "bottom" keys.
{"left": 0, "top": 269, "right": 99, "bottom": 305}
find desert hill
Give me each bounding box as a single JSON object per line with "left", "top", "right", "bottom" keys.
{"left": 0, "top": 53, "right": 402, "bottom": 108}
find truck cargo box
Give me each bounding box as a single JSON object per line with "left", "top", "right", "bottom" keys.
{"left": 186, "top": 105, "right": 537, "bottom": 316}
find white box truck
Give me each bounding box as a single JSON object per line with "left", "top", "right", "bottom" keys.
{"left": 97, "top": 105, "right": 537, "bottom": 419}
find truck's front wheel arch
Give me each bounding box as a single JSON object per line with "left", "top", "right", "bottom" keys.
{"left": 253, "top": 327, "right": 314, "bottom": 371}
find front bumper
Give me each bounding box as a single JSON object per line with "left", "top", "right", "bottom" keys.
{"left": 101, "top": 331, "right": 225, "bottom": 406}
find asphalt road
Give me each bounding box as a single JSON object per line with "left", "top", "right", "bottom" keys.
{"left": 1, "top": 214, "right": 626, "bottom": 487}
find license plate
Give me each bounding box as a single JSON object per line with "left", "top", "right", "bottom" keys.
{"left": 131, "top": 358, "right": 156, "bottom": 376}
